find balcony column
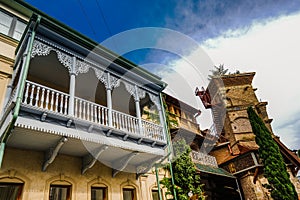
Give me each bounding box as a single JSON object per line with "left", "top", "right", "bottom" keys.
{"left": 158, "top": 94, "right": 168, "bottom": 141}
{"left": 106, "top": 73, "right": 113, "bottom": 127}
{"left": 68, "top": 56, "right": 76, "bottom": 116}
{"left": 134, "top": 85, "right": 143, "bottom": 134}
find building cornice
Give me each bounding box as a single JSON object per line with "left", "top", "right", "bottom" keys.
{"left": 0, "top": 33, "right": 18, "bottom": 47}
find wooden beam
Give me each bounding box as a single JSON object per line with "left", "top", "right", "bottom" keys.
{"left": 136, "top": 156, "right": 161, "bottom": 179}
{"left": 112, "top": 151, "right": 139, "bottom": 177}
{"left": 253, "top": 167, "right": 259, "bottom": 184}
{"left": 81, "top": 145, "right": 108, "bottom": 174}
{"left": 42, "top": 137, "right": 68, "bottom": 171}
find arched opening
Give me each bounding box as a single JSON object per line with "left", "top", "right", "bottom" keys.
{"left": 24, "top": 51, "right": 70, "bottom": 113}
{"left": 122, "top": 185, "right": 137, "bottom": 200}
{"left": 140, "top": 93, "right": 160, "bottom": 124}
{"left": 0, "top": 177, "right": 24, "bottom": 200}
{"left": 75, "top": 69, "right": 106, "bottom": 105}
{"left": 150, "top": 185, "right": 163, "bottom": 200}
{"left": 111, "top": 82, "right": 136, "bottom": 116}
{"left": 91, "top": 183, "right": 108, "bottom": 200}
{"left": 28, "top": 51, "right": 69, "bottom": 93}
{"left": 120, "top": 180, "right": 139, "bottom": 200}
{"left": 87, "top": 177, "right": 111, "bottom": 200}
{"left": 49, "top": 180, "right": 72, "bottom": 200}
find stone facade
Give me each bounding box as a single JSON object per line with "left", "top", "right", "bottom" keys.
{"left": 0, "top": 33, "right": 16, "bottom": 110}
{"left": 1, "top": 147, "right": 163, "bottom": 200}
{"left": 204, "top": 73, "right": 300, "bottom": 200}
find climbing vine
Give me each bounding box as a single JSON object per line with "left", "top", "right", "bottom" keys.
{"left": 247, "top": 107, "right": 298, "bottom": 200}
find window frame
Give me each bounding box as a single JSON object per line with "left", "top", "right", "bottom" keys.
{"left": 91, "top": 186, "right": 107, "bottom": 200}
{"left": 49, "top": 184, "right": 72, "bottom": 200}
{"left": 151, "top": 189, "right": 159, "bottom": 200}
{"left": 122, "top": 188, "right": 136, "bottom": 200}
{"left": 0, "top": 8, "right": 27, "bottom": 40}
{"left": 0, "top": 182, "right": 24, "bottom": 200}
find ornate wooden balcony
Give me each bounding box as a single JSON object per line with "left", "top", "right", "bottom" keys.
{"left": 21, "top": 80, "right": 165, "bottom": 143}
{"left": 0, "top": 14, "right": 168, "bottom": 175}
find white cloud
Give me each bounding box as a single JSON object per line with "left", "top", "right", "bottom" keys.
{"left": 158, "top": 12, "right": 300, "bottom": 149}
{"left": 202, "top": 12, "right": 300, "bottom": 149}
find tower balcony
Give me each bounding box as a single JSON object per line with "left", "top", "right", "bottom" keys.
{"left": 191, "top": 150, "right": 218, "bottom": 168}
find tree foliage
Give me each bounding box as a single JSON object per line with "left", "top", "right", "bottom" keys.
{"left": 160, "top": 139, "right": 205, "bottom": 200}
{"left": 208, "top": 64, "right": 228, "bottom": 80}
{"left": 247, "top": 107, "right": 298, "bottom": 200}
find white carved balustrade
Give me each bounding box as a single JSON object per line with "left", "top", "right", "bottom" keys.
{"left": 23, "top": 80, "right": 69, "bottom": 115}
{"left": 21, "top": 81, "right": 165, "bottom": 142}
{"left": 141, "top": 119, "right": 164, "bottom": 142}
{"left": 112, "top": 109, "right": 139, "bottom": 135}
{"left": 191, "top": 150, "right": 218, "bottom": 167}
{"left": 74, "top": 97, "right": 109, "bottom": 126}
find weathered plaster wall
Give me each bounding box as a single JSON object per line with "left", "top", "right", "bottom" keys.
{"left": 0, "top": 147, "right": 164, "bottom": 200}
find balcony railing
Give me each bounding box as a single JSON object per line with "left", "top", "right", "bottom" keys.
{"left": 74, "top": 96, "right": 109, "bottom": 126}
{"left": 21, "top": 80, "right": 165, "bottom": 142}
{"left": 142, "top": 119, "right": 165, "bottom": 141}
{"left": 167, "top": 112, "right": 200, "bottom": 133}
{"left": 23, "top": 81, "right": 69, "bottom": 115}
{"left": 112, "top": 109, "right": 139, "bottom": 135}
{"left": 191, "top": 150, "right": 218, "bottom": 167}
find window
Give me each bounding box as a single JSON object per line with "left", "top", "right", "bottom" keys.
{"left": 0, "top": 9, "right": 26, "bottom": 40}
{"left": 0, "top": 183, "right": 23, "bottom": 200}
{"left": 49, "top": 185, "right": 71, "bottom": 200}
{"left": 151, "top": 189, "right": 159, "bottom": 200}
{"left": 91, "top": 187, "right": 106, "bottom": 200}
{"left": 123, "top": 188, "right": 135, "bottom": 200}
{"left": 13, "top": 20, "right": 26, "bottom": 40}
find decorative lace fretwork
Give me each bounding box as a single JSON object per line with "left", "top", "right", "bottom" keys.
{"left": 124, "top": 82, "right": 135, "bottom": 98}
{"left": 137, "top": 88, "right": 146, "bottom": 100}
{"left": 149, "top": 93, "right": 160, "bottom": 109}
{"left": 94, "top": 68, "right": 104, "bottom": 80}
{"left": 100, "top": 73, "right": 120, "bottom": 90}
{"left": 31, "top": 40, "right": 72, "bottom": 73}
{"left": 110, "top": 75, "right": 120, "bottom": 89}
{"left": 123, "top": 81, "right": 146, "bottom": 101}
{"left": 31, "top": 40, "right": 52, "bottom": 57}
{"left": 56, "top": 51, "right": 72, "bottom": 73}
{"left": 75, "top": 60, "right": 90, "bottom": 75}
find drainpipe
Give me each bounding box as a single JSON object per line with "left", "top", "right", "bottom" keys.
{"left": 159, "top": 94, "right": 178, "bottom": 200}
{"left": 0, "top": 15, "right": 41, "bottom": 168}
{"left": 235, "top": 178, "right": 243, "bottom": 200}
{"left": 155, "top": 164, "right": 163, "bottom": 200}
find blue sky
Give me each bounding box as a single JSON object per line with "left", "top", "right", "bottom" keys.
{"left": 25, "top": 0, "right": 300, "bottom": 150}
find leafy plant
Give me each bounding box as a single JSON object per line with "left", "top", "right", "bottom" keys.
{"left": 247, "top": 107, "right": 298, "bottom": 200}
{"left": 160, "top": 139, "right": 205, "bottom": 200}
{"left": 208, "top": 64, "right": 228, "bottom": 80}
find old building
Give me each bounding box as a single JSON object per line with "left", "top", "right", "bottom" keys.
{"left": 1, "top": 1, "right": 299, "bottom": 200}
{"left": 196, "top": 72, "right": 300, "bottom": 199}
{"left": 0, "top": 1, "right": 170, "bottom": 199}
{"left": 164, "top": 93, "right": 242, "bottom": 200}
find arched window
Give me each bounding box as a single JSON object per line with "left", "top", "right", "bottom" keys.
{"left": 88, "top": 177, "right": 111, "bottom": 200}
{"left": 0, "top": 182, "right": 23, "bottom": 200}
{"left": 120, "top": 180, "right": 139, "bottom": 200}
{"left": 49, "top": 180, "right": 72, "bottom": 200}
{"left": 150, "top": 185, "right": 164, "bottom": 200}
{"left": 91, "top": 183, "right": 108, "bottom": 200}
{"left": 0, "top": 171, "right": 28, "bottom": 200}
{"left": 122, "top": 187, "right": 136, "bottom": 200}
